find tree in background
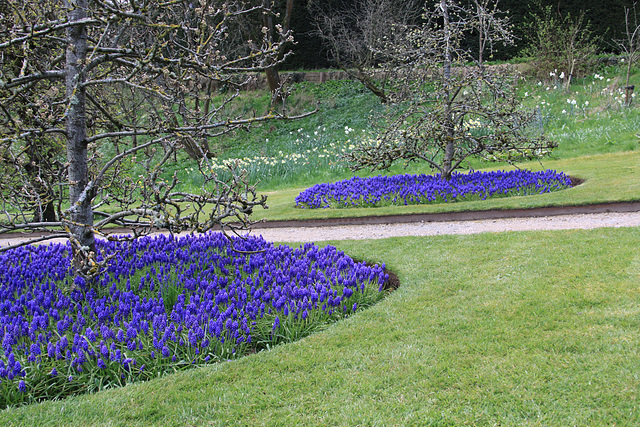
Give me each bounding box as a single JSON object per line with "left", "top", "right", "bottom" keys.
{"left": 262, "top": 0, "right": 294, "bottom": 104}
{"left": 469, "top": 0, "right": 514, "bottom": 67}
{"left": 309, "top": 0, "right": 422, "bottom": 103}
{"left": 344, "top": 0, "right": 556, "bottom": 180}
{"left": 0, "top": 0, "right": 312, "bottom": 278}
{"left": 612, "top": 2, "right": 639, "bottom": 106}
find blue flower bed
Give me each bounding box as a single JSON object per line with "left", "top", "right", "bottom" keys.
{"left": 295, "top": 170, "right": 573, "bottom": 209}
{"left": 0, "top": 233, "right": 388, "bottom": 407}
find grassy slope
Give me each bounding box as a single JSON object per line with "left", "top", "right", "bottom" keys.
{"left": 170, "top": 71, "right": 640, "bottom": 195}
{"left": 3, "top": 227, "right": 639, "bottom": 425}
{"left": 202, "top": 69, "right": 640, "bottom": 221}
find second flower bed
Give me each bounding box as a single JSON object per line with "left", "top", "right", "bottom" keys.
{"left": 295, "top": 170, "right": 573, "bottom": 209}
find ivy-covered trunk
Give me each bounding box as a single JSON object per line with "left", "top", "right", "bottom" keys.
{"left": 65, "top": 0, "right": 95, "bottom": 273}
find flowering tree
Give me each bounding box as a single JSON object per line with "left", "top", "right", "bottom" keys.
{"left": 0, "top": 0, "right": 312, "bottom": 278}
{"left": 345, "top": 0, "right": 556, "bottom": 180}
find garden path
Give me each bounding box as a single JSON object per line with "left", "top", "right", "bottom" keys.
{"left": 250, "top": 210, "right": 640, "bottom": 242}
{"left": 1, "top": 205, "right": 639, "bottom": 248}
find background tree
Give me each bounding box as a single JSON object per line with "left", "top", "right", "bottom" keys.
{"left": 308, "top": 0, "right": 422, "bottom": 103}
{"left": 469, "top": 0, "right": 514, "bottom": 67}
{"left": 344, "top": 0, "right": 556, "bottom": 180}
{"left": 612, "top": 2, "right": 639, "bottom": 106}
{"left": 262, "top": 0, "right": 294, "bottom": 104}
{"left": 0, "top": 0, "right": 311, "bottom": 278}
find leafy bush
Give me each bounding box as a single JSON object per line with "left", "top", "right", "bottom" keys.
{"left": 0, "top": 233, "right": 388, "bottom": 407}
{"left": 522, "top": 5, "right": 600, "bottom": 85}
{"left": 295, "top": 169, "right": 572, "bottom": 209}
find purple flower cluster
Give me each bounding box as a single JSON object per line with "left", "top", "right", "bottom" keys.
{"left": 295, "top": 169, "right": 573, "bottom": 209}
{"left": 0, "top": 233, "right": 387, "bottom": 406}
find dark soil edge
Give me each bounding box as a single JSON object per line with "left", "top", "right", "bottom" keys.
{"left": 355, "top": 259, "right": 401, "bottom": 292}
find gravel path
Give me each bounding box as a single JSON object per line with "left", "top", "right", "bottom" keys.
{"left": 2, "top": 209, "right": 639, "bottom": 248}
{"left": 248, "top": 211, "right": 640, "bottom": 242}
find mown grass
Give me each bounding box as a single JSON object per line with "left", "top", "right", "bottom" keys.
{"left": 2, "top": 227, "right": 639, "bottom": 425}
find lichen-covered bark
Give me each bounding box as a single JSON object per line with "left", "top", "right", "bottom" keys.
{"left": 0, "top": 0, "right": 311, "bottom": 272}
{"left": 65, "top": 0, "right": 95, "bottom": 269}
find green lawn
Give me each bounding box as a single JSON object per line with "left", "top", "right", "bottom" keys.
{"left": 3, "top": 227, "right": 639, "bottom": 425}
{"left": 3, "top": 63, "right": 640, "bottom": 424}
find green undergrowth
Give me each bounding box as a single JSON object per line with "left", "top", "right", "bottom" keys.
{"left": 3, "top": 227, "right": 639, "bottom": 425}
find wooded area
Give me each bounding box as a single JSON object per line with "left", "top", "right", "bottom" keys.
{"left": 283, "top": 0, "right": 633, "bottom": 69}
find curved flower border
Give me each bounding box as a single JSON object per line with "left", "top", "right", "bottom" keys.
{"left": 295, "top": 170, "right": 573, "bottom": 209}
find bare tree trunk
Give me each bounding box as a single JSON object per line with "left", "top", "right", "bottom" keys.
{"left": 263, "top": 0, "right": 293, "bottom": 104}
{"left": 264, "top": 67, "right": 283, "bottom": 102}
{"left": 442, "top": 126, "right": 455, "bottom": 180}
{"left": 65, "top": 0, "right": 95, "bottom": 270}
{"left": 441, "top": 0, "right": 454, "bottom": 180}
{"left": 25, "top": 140, "right": 57, "bottom": 222}
{"left": 476, "top": 2, "right": 484, "bottom": 67}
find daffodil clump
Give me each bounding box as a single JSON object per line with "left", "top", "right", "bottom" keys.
{"left": 180, "top": 126, "right": 367, "bottom": 186}
{"left": 526, "top": 69, "right": 636, "bottom": 118}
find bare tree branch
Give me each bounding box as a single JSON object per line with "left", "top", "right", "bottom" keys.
{"left": 343, "top": 0, "right": 556, "bottom": 180}
{"left": 0, "top": 0, "right": 310, "bottom": 280}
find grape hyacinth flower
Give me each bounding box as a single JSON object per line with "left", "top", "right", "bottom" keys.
{"left": 0, "top": 232, "right": 388, "bottom": 407}
{"left": 295, "top": 169, "right": 573, "bottom": 209}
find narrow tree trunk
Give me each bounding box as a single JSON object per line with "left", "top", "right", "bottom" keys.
{"left": 263, "top": 0, "right": 293, "bottom": 105}
{"left": 442, "top": 124, "right": 455, "bottom": 181}
{"left": 477, "top": 2, "right": 484, "bottom": 68}
{"left": 265, "top": 66, "right": 284, "bottom": 103}
{"left": 65, "top": 0, "right": 95, "bottom": 272}
{"left": 24, "top": 139, "right": 57, "bottom": 222}
{"left": 441, "top": 0, "right": 454, "bottom": 181}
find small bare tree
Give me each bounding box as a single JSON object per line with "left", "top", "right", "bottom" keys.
{"left": 613, "top": 2, "right": 639, "bottom": 106}
{"left": 523, "top": 4, "right": 600, "bottom": 88}
{"left": 0, "top": 0, "right": 313, "bottom": 278}
{"left": 344, "top": 0, "right": 555, "bottom": 180}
